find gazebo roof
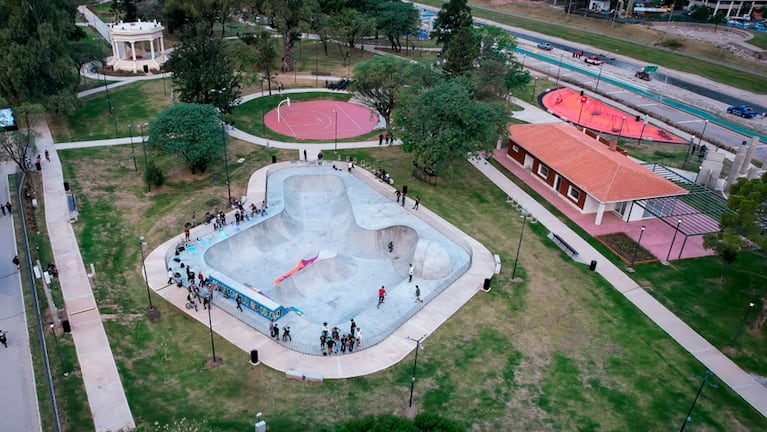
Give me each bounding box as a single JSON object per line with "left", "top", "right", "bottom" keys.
{"left": 111, "top": 20, "right": 164, "bottom": 36}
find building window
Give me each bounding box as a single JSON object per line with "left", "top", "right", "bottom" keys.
{"left": 567, "top": 185, "right": 581, "bottom": 201}
{"left": 512, "top": 144, "right": 519, "bottom": 152}
{"left": 537, "top": 164, "right": 549, "bottom": 178}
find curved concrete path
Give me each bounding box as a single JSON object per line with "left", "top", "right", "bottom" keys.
{"left": 141, "top": 161, "right": 495, "bottom": 378}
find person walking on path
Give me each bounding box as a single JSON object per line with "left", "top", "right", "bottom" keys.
{"left": 1, "top": 203, "right": 5, "bottom": 215}
{"left": 350, "top": 319, "right": 357, "bottom": 336}
{"left": 236, "top": 295, "right": 243, "bottom": 312}
{"left": 44, "top": 150, "right": 50, "bottom": 162}
{"left": 303, "top": 149, "right": 307, "bottom": 161}
{"left": 13, "top": 255, "right": 20, "bottom": 270}
{"left": 401, "top": 194, "right": 406, "bottom": 207}
{"left": 377, "top": 286, "right": 386, "bottom": 308}
{"left": 412, "top": 196, "right": 420, "bottom": 210}
{"left": 394, "top": 189, "right": 401, "bottom": 203}
{"left": 184, "top": 226, "right": 190, "bottom": 242}
{"left": 282, "top": 326, "right": 291, "bottom": 341}
{"left": 5, "top": 201, "right": 12, "bottom": 215}
{"left": 415, "top": 285, "right": 423, "bottom": 303}
{"left": 167, "top": 268, "right": 174, "bottom": 285}
{"left": 0, "top": 330, "right": 7, "bottom": 348}
{"left": 379, "top": 133, "right": 383, "bottom": 145}
{"left": 408, "top": 264, "right": 414, "bottom": 282}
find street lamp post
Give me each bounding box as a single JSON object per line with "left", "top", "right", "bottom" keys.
{"left": 666, "top": 219, "right": 682, "bottom": 262}
{"left": 531, "top": 77, "right": 538, "bottom": 103}
{"left": 521, "top": 53, "right": 526, "bottom": 69}
{"left": 697, "top": 120, "right": 709, "bottom": 148}
{"left": 407, "top": 334, "right": 427, "bottom": 408}
{"left": 595, "top": 62, "right": 604, "bottom": 92}
{"left": 577, "top": 95, "right": 587, "bottom": 125}
{"left": 679, "top": 370, "right": 715, "bottom": 432}
{"left": 731, "top": 302, "right": 756, "bottom": 349}
{"left": 127, "top": 123, "right": 137, "bottom": 172}
{"left": 512, "top": 210, "right": 529, "bottom": 280}
{"left": 683, "top": 135, "right": 696, "bottom": 168}
{"left": 207, "top": 293, "right": 218, "bottom": 363}
{"left": 617, "top": 116, "right": 626, "bottom": 143}
{"left": 637, "top": 116, "right": 648, "bottom": 146}
{"left": 140, "top": 123, "right": 150, "bottom": 192}
{"left": 629, "top": 225, "right": 646, "bottom": 268}
{"left": 556, "top": 53, "right": 564, "bottom": 86}
{"left": 138, "top": 236, "right": 154, "bottom": 311}
{"left": 333, "top": 110, "right": 338, "bottom": 152}
{"left": 694, "top": 166, "right": 703, "bottom": 183}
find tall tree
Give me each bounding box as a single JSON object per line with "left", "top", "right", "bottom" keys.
{"left": 241, "top": 29, "right": 280, "bottom": 95}
{"left": 259, "top": 0, "right": 318, "bottom": 72}
{"left": 442, "top": 26, "right": 478, "bottom": 78}
{"left": 69, "top": 41, "right": 105, "bottom": 87}
{"left": 374, "top": 1, "right": 420, "bottom": 53}
{"left": 704, "top": 173, "right": 767, "bottom": 257}
{"left": 395, "top": 78, "right": 509, "bottom": 175}
{"left": 431, "top": 0, "right": 473, "bottom": 50}
{"left": 0, "top": 103, "right": 44, "bottom": 173}
{"left": 167, "top": 27, "right": 242, "bottom": 113}
{"left": 148, "top": 103, "right": 224, "bottom": 173}
{"left": 0, "top": 0, "right": 80, "bottom": 114}
{"left": 351, "top": 55, "right": 423, "bottom": 135}
{"left": 689, "top": 4, "right": 711, "bottom": 22}
{"left": 110, "top": 0, "right": 139, "bottom": 22}
{"left": 328, "top": 8, "right": 375, "bottom": 67}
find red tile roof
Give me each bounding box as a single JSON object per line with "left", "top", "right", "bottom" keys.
{"left": 508, "top": 123, "right": 688, "bottom": 202}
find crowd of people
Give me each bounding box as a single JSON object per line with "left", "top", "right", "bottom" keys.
{"left": 319, "top": 320, "right": 362, "bottom": 355}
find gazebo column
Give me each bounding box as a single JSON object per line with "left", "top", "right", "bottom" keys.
{"left": 594, "top": 202, "right": 606, "bottom": 225}
{"left": 150, "top": 38, "right": 156, "bottom": 60}
{"left": 131, "top": 41, "right": 137, "bottom": 72}
{"left": 160, "top": 36, "right": 165, "bottom": 60}
{"left": 111, "top": 39, "right": 118, "bottom": 61}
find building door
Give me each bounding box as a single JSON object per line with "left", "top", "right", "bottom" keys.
{"left": 615, "top": 201, "right": 628, "bottom": 219}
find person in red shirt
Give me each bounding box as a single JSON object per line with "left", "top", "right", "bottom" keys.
{"left": 377, "top": 286, "right": 386, "bottom": 308}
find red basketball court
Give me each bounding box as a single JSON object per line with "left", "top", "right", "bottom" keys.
{"left": 264, "top": 100, "right": 378, "bottom": 140}
{"left": 541, "top": 88, "right": 686, "bottom": 144}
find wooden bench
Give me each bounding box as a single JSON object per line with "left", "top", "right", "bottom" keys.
{"left": 551, "top": 233, "right": 579, "bottom": 258}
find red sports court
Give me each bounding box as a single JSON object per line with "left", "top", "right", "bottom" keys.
{"left": 541, "top": 88, "right": 686, "bottom": 144}
{"left": 264, "top": 100, "right": 378, "bottom": 140}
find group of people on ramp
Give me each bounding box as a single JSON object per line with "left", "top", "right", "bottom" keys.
{"left": 319, "top": 320, "right": 361, "bottom": 356}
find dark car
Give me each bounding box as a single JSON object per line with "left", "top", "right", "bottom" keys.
{"left": 328, "top": 77, "right": 353, "bottom": 90}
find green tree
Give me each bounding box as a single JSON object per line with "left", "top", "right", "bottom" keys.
{"left": 689, "top": 4, "right": 711, "bottom": 22}
{"left": 442, "top": 26, "right": 479, "bottom": 77}
{"left": 431, "top": 0, "right": 473, "bottom": 49}
{"left": 259, "top": 0, "right": 318, "bottom": 72}
{"left": 328, "top": 8, "right": 375, "bottom": 68}
{"left": 351, "top": 55, "right": 423, "bottom": 135}
{"left": 705, "top": 173, "right": 767, "bottom": 256}
{"left": 711, "top": 11, "right": 727, "bottom": 30}
{"left": 167, "top": 28, "right": 242, "bottom": 113}
{"left": 374, "top": 1, "right": 420, "bottom": 52}
{"left": 395, "top": 78, "right": 509, "bottom": 175}
{"left": 241, "top": 29, "right": 280, "bottom": 95}
{"left": 0, "top": 0, "right": 80, "bottom": 114}
{"left": 0, "top": 103, "right": 44, "bottom": 173}
{"left": 69, "top": 41, "right": 105, "bottom": 87}
{"left": 111, "top": 0, "right": 139, "bottom": 22}
{"left": 148, "top": 103, "right": 224, "bottom": 173}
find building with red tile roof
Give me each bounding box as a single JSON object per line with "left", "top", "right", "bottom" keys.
{"left": 506, "top": 123, "right": 688, "bottom": 225}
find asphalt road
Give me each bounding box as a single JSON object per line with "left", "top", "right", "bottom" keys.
{"left": 0, "top": 162, "right": 42, "bottom": 432}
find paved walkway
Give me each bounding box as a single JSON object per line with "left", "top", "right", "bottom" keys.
{"left": 0, "top": 162, "right": 42, "bottom": 432}
{"left": 36, "top": 121, "right": 135, "bottom": 431}
{"left": 141, "top": 162, "right": 495, "bottom": 378}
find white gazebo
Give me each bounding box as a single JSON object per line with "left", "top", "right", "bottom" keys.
{"left": 109, "top": 20, "right": 166, "bottom": 73}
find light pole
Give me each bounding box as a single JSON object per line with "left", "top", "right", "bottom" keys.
{"left": 140, "top": 123, "right": 150, "bottom": 193}
{"left": 530, "top": 77, "right": 538, "bottom": 103}
{"left": 637, "top": 116, "right": 648, "bottom": 146}
{"left": 697, "top": 120, "right": 709, "bottom": 148}
{"left": 512, "top": 210, "right": 528, "bottom": 280}
{"left": 694, "top": 166, "right": 703, "bottom": 183}
{"left": 666, "top": 219, "right": 682, "bottom": 262}
{"left": 629, "top": 225, "right": 646, "bottom": 268}
{"left": 595, "top": 62, "right": 604, "bottom": 92}
{"left": 556, "top": 53, "right": 564, "bottom": 86}
{"left": 617, "top": 116, "right": 626, "bottom": 144}
{"left": 680, "top": 370, "right": 715, "bottom": 432}
{"left": 521, "top": 53, "right": 526, "bottom": 69}
{"left": 333, "top": 110, "right": 338, "bottom": 152}
{"left": 566, "top": 0, "right": 573, "bottom": 20}
{"left": 683, "top": 135, "right": 696, "bottom": 168}
{"left": 207, "top": 293, "right": 218, "bottom": 363}
{"left": 127, "top": 123, "right": 137, "bottom": 172}
{"left": 577, "top": 94, "right": 587, "bottom": 125}
{"left": 407, "top": 334, "right": 427, "bottom": 408}
{"left": 731, "top": 302, "right": 756, "bottom": 349}
{"left": 138, "top": 236, "right": 154, "bottom": 311}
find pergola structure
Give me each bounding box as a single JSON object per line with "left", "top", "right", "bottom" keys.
{"left": 629, "top": 163, "right": 735, "bottom": 258}
{"left": 109, "top": 20, "right": 166, "bottom": 73}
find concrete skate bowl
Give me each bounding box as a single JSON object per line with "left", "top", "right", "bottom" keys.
{"left": 175, "top": 167, "right": 471, "bottom": 356}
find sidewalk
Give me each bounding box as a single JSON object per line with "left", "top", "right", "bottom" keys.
{"left": 0, "top": 162, "right": 42, "bottom": 432}
{"left": 468, "top": 155, "right": 767, "bottom": 419}
{"left": 36, "top": 121, "right": 135, "bottom": 432}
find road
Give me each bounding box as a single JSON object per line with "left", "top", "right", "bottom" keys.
{"left": 0, "top": 162, "right": 42, "bottom": 432}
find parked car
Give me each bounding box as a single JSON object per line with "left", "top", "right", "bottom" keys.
{"left": 584, "top": 55, "right": 603, "bottom": 65}
{"left": 596, "top": 53, "right": 615, "bottom": 63}
{"left": 727, "top": 104, "right": 757, "bottom": 118}
{"left": 327, "top": 77, "right": 353, "bottom": 90}
{"left": 537, "top": 42, "right": 553, "bottom": 51}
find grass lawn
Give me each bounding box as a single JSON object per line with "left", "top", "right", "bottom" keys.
{"left": 48, "top": 80, "right": 173, "bottom": 142}
{"left": 55, "top": 143, "right": 767, "bottom": 431}
{"left": 747, "top": 31, "right": 767, "bottom": 50}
